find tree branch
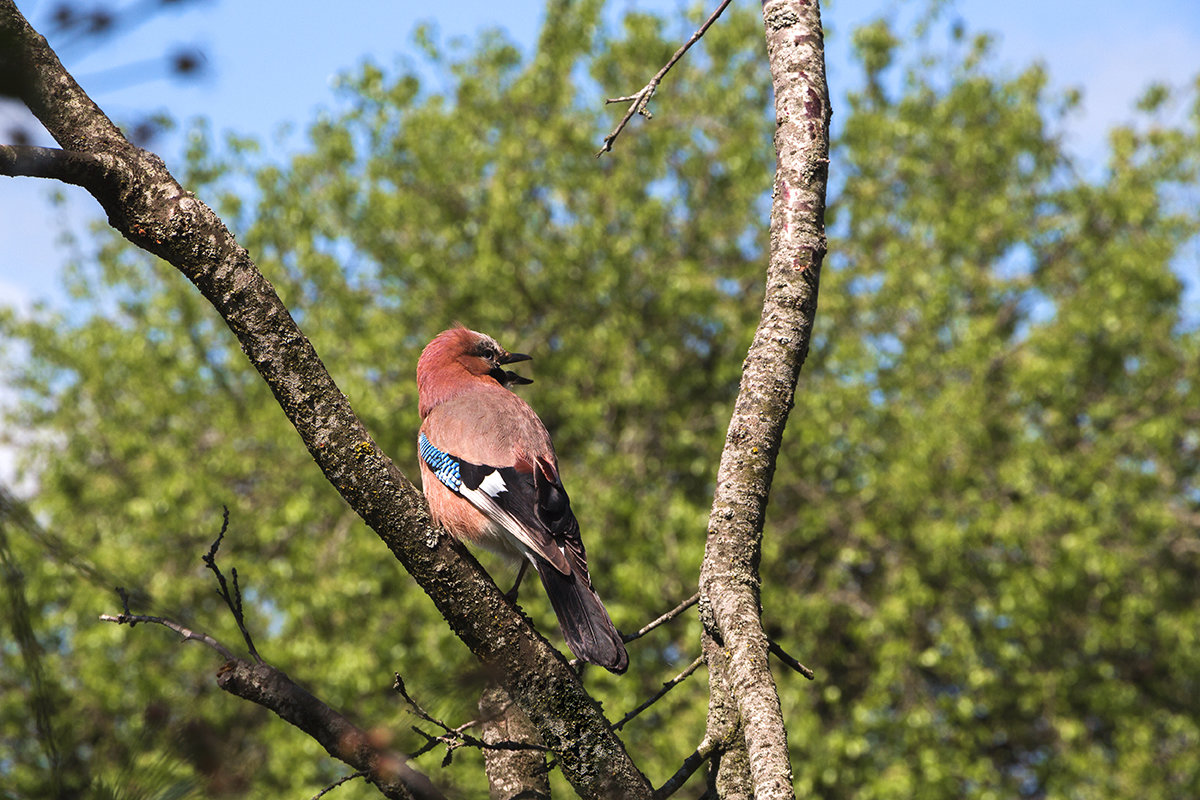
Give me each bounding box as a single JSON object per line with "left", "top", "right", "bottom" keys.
{"left": 0, "top": 144, "right": 116, "bottom": 190}
{"left": 612, "top": 655, "right": 704, "bottom": 732}
{"left": 653, "top": 734, "right": 717, "bottom": 800}
{"left": 99, "top": 616, "right": 439, "bottom": 800}
{"left": 218, "top": 659, "right": 442, "bottom": 800}
{"left": 100, "top": 611, "right": 239, "bottom": 661}
{"left": 392, "top": 674, "right": 547, "bottom": 760}
{"left": 701, "top": 629, "right": 750, "bottom": 797}
{"left": 202, "top": 507, "right": 262, "bottom": 664}
{"left": 596, "top": 0, "right": 733, "bottom": 156}
{"left": 102, "top": 548, "right": 443, "bottom": 800}
{"left": 0, "top": 4, "right": 651, "bottom": 796}
{"left": 479, "top": 683, "right": 550, "bottom": 800}
{"left": 624, "top": 592, "right": 699, "bottom": 643}
{"left": 311, "top": 770, "right": 368, "bottom": 800}
{"left": 697, "top": 0, "right": 830, "bottom": 797}
{"left": 767, "top": 637, "right": 815, "bottom": 680}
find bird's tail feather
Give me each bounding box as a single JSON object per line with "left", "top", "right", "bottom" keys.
{"left": 536, "top": 566, "right": 628, "bottom": 673}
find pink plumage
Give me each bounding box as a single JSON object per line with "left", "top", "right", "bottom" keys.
{"left": 416, "top": 326, "right": 628, "bottom": 672}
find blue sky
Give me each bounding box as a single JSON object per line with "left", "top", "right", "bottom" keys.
{"left": 2, "top": 0, "right": 1199, "bottom": 310}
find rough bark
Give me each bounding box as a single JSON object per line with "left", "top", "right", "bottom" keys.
{"left": 217, "top": 659, "right": 440, "bottom": 800}
{"left": 479, "top": 684, "right": 550, "bottom": 800}
{"left": 697, "top": 0, "right": 830, "bottom": 798}
{"left": 702, "top": 630, "right": 751, "bottom": 800}
{"left": 0, "top": 4, "right": 650, "bottom": 798}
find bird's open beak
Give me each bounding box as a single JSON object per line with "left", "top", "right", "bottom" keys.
{"left": 497, "top": 351, "right": 533, "bottom": 386}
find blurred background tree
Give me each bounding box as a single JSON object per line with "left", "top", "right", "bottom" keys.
{"left": 0, "top": 0, "right": 209, "bottom": 146}
{"left": 1, "top": 0, "right": 1198, "bottom": 798}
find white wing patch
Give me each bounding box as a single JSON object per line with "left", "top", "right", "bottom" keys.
{"left": 478, "top": 471, "right": 508, "bottom": 498}
{"left": 418, "top": 433, "right": 573, "bottom": 575}
{"left": 459, "top": 483, "right": 552, "bottom": 565}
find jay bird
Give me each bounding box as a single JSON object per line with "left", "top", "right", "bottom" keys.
{"left": 416, "top": 327, "right": 629, "bottom": 672}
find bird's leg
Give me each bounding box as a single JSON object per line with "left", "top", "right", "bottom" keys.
{"left": 506, "top": 561, "right": 530, "bottom": 602}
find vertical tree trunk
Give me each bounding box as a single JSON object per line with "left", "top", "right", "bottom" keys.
{"left": 698, "top": 0, "right": 830, "bottom": 797}
{"left": 703, "top": 631, "right": 752, "bottom": 799}
{"left": 479, "top": 684, "right": 550, "bottom": 800}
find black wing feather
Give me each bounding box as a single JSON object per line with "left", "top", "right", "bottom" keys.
{"left": 428, "top": 442, "right": 627, "bottom": 671}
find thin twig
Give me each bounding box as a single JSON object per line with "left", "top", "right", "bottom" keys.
{"left": 612, "top": 655, "right": 705, "bottom": 731}
{"left": 567, "top": 592, "right": 699, "bottom": 670}
{"left": 767, "top": 637, "right": 815, "bottom": 680}
{"left": 99, "top": 612, "right": 238, "bottom": 661}
{"left": 394, "top": 674, "right": 549, "bottom": 760}
{"left": 310, "top": 770, "right": 367, "bottom": 800}
{"left": 653, "top": 735, "right": 716, "bottom": 799}
{"left": 116, "top": 585, "right": 133, "bottom": 616}
{"left": 625, "top": 592, "right": 699, "bottom": 643}
{"left": 201, "top": 507, "right": 262, "bottom": 663}
{"left": 393, "top": 673, "right": 456, "bottom": 732}
{"left": 596, "top": 0, "right": 734, "bottom": 156}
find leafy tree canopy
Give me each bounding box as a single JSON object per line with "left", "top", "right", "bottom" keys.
{"left": 2, "top": 1, "right": 1198, "bottom": 798}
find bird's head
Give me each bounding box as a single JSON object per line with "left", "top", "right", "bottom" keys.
{"left": 417, "top": 327, "right": 533, "bottom": 416}
{"left": 456, "top": 328, "right": 533, "bottom": 388}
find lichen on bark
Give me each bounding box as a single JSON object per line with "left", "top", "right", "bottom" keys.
{"left": 698, "top": 0, "right": 830, "bottom": 797}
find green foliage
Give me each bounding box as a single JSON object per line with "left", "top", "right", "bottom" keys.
{"left": 2, "top": 3, "right": 1199, "bottom": 799}
{"left": 768, "top": 18, "right": 1200, "bottom": 800}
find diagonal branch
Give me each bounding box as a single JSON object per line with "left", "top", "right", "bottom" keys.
{"left": 100, "top": 608, "right": 440, "bottom": 800}
{"left": 0, "top": 4, "right": 650, "bottom": 797}
{"left": 653, "top": 734, "right": 717, "bottom": 800}
{"left": 218, "top": 659, "right": 443, "bottom": 800}
{"left": 697, "top": 0, "right": 830, "bottom": 798}
{"left": 0, "top": 144, "right": 116, "bottom": 190}
{"left": 624, "top": 592, "right": 699, "bottom": 643}
{"left": 596, "top": 0, "right": 733, "bottom": 157}
{"left": 99, "top": 611, "right": 238, "bottom": 661}
{"left": 768, "top": 637, "right": 815, "bottom": 680}
{"left": 611, "top": 655, "right": 704, "bottom": 732}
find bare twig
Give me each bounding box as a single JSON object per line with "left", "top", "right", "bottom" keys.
{"left": 115, "top": 585, "right": 133, "bottom": 616}
{"left": 625, "top": 592, "right": 700, "bottom": 643}
{"left": 612, "top": 655, "right": 705, "bottom": 731}
{"left": 394, "top": 674, "right": 549, "bottom": 760}
{"left": 565, "top": 591, "right": 698, "bottom": 668}
{"left": 201, "top": 507, "right": 262, "bottom": 664}
{"left": 101, "top": 578, "right": 440, "bottom": 798}
{"left": 596, "top": 0, "right": 733, "bottom": 156}
{"left": 393, "top": 674, "right": 464, "bottom": 737}
{"left": 220, "top": 660, "right": 443, "bottom": 800}
{"left": 653, "top": 735, "right": 717, "bottom": 799}
{"left": 767, "top": 637, "right": 815, "bottom": 680}
{"left": 99, "top": 611, "right": 238, "bottom": 661}
{"left": 310, "top": 770, "right": 367, "bottom": 800}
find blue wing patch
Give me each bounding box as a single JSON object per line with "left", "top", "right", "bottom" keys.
{"left": 417, "top": 432, "right": 574, "bottom": 576}
{"left": 419, "top": 432, "right": 462, "bottom": 491}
